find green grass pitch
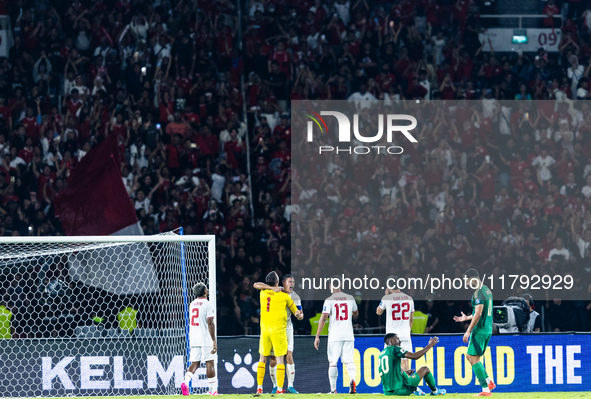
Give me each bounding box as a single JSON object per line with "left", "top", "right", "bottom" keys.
{"left": 24, "top": 393, "right": 591, "bottom": 399}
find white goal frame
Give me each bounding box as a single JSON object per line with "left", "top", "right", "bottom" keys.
{"left": 0, "top": 234, "right": 216, "bottom": 323}
{"left": 0, "top": 233, "right": 216, "bottom": 397}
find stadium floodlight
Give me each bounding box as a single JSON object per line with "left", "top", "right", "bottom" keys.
{"left": 0, "top": 231, "right": 216, "bottom": 397}
{"left": 512, "top": 29, "right": 527, "bottom": 44}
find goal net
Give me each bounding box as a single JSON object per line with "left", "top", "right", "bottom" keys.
{"left": 0, "top": 232, "right": 215, "bottom": 397}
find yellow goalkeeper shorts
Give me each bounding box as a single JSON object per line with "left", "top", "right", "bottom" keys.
{"left": 259, "top": 331, "right": 288, "bottom": 357}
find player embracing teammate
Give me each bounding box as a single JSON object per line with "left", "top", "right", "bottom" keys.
{"left": 254, "top": 274, "right": 303, "bottom": 393}
{"left": 255, "top": 272, "right": 303, "bottom": 394}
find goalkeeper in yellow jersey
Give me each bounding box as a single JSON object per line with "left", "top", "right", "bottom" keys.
{"left": 256, "top": 271, "right": 303, "bottom": 394}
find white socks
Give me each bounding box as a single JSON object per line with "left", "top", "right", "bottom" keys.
{"left": 184, "top": 372, "right": 193, "bottom": 385}
{"left": 328, "top": 362, "right": 356, "bottom": 391}
{"left": 346, "top": 362, "right": 357, "bottom": 384}
{"left": 184, "top": 372, "right": 216, "bottom": 393}
{"left": 270, "top": 365, "right": 278, "bottom": 387}
{"left": 286, "top": 363, "right": 295, "bottom": 387}
{"left": 483, "top": 377, "right": 492, "bottom": 392}
{"left": 329, "top": 364, "right": 338, "bottom": 391}
{"left": 208, "top": 377, "right": 217, "bottom": 393}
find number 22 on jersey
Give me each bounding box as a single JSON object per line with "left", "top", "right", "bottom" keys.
{"left": 391, "top": 302, "right": 410, "bottom": 320}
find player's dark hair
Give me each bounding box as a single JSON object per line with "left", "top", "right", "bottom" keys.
{"left": 281, "top": 273, "right": 293, "bottom": 284}
{"left": 193, "top": 282, "right": 207, "bottom": 297}
{"left": 384, "top": 333, "right": 396, "bottom": 344}
{"left": 266, "top": 271, "right": 279, "bottom": 286}
{"left": 463, "top": 268, "right": 480, "bottom": 280}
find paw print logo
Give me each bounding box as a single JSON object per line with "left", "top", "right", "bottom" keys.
{"left": 223, "top": 349, "right": 258, "bottom": 389}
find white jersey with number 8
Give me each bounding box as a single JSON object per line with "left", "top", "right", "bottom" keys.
{"left": 322, "top": 292, "right": 357, "bottom": 342}
{"left": 189, "top": 298, "right": 215, "bottom": 347}
{"left": 378, "top": 292, "right": 414, "bottom": 340}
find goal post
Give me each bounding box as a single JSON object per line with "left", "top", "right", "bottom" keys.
{"left": 0, "top": 232, "right": 216, "bottom": 397}
{"left": 178, "top": 228, "right": 217, "bottom": 395}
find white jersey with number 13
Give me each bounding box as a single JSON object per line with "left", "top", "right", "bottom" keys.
{"left": 322, "top": 292, "right": 357, "bottom": 342}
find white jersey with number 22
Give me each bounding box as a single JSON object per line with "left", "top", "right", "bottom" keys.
{"left": 378, "top": 292, "right": 414, "bottom": 340}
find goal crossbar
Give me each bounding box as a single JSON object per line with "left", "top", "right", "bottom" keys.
{"left": 0, "top": 234, "right": 216, "bottom": 244}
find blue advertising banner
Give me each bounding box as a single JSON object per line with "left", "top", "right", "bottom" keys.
{"left": 334, "top": 335, "right": 587, "bottom": 394}
{"left": 5, "top": 334, "right": 586, "bottom": 396}
{"left": 216, "top": 334, "right": 588, "bottom": 394}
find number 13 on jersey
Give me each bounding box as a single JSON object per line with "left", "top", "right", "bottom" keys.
{"left": 334, "top": 303, "right": 349, "bottom": 320}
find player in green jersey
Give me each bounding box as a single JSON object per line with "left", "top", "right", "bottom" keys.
{"left": 378, "top": 333, "right": 446, "bottom": 396}
{"left": 453, "top": 268, "right": 496, "bottom": 397}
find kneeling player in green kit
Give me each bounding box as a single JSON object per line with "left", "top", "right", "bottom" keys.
{"left": 379, "top": 333, "right": 446, "bottom": 396}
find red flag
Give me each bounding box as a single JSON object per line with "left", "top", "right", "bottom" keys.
{"left": 55, "top": 134, "right": 139, "bottom": 236}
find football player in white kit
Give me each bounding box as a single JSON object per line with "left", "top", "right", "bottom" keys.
{"left": 314, "top": 281, "right": 358, "bottom": 394}
{"left": 181, "top": 282, "right": 218, "bottom": 396}
{"left": 376, "top": 278, "right": 415, "bottom": 371}
{"left": 253, "top": 274, "right": 303, "bottom": 394}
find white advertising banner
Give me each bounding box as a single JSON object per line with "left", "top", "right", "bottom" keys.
{"left": 479, "top": 28, "right": 561, "bottom": 52}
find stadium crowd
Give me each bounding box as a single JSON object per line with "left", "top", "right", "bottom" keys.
{"left": 1, "top": 0, "right": 591, "bottom": 338}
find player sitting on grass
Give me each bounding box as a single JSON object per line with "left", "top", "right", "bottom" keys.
{"left": 181, "top": 282, "right": 218, "bottom": 396}
{"left": 379, "top": 333, "right": 446, "bottom": 396}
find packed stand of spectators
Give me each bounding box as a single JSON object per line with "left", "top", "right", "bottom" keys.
{"left": 0, "top": 0, "right": 252, "bottom": 338}
{"left": 1, "top": 0, "right": 591, "bottom": 338}
{"left": 235, "top": 0, "right": 591, "bottom": 335}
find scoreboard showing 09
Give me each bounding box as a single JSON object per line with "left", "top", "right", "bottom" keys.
{"left": 481, "top": 29, "right": 562, "bottom": 52}
{"left": 537, "top": 32, "right": 558, "bottom": 47}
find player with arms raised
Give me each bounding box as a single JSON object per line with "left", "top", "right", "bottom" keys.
{"left": 379, "top": 333, "right": 446, "bottom": 396}
{"left": 314, "top": 280, "right": 358, "bottom": 394}
{"left": 254, "top": 274, "right": 303, "bottom": 394}
{"left": 453, "top": 269, "right": 496, "bottom": 397}
{"left": 256, "top": 272, "right": 303, "bottom": 394}
{"left": 181, "top": 282, "right": 218, "bottom": 396}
